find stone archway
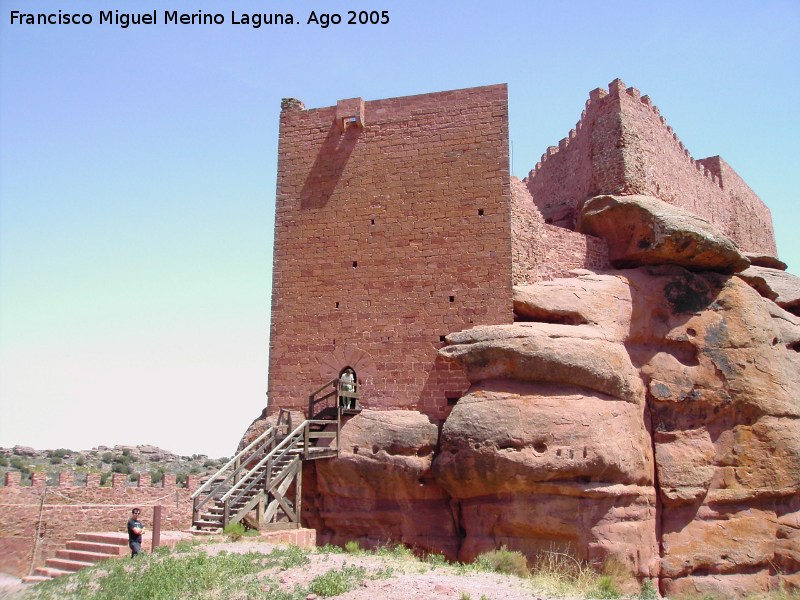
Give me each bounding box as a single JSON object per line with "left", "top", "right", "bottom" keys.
{"left": 316, "top": 345, "right": 377, "bottom": 393}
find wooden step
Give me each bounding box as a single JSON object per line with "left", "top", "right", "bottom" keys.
{"left": 193, "top": 520, "right": 224, "bottom": 529}
{"left": 45, "top": 558, "right": 94, "bottom": 572}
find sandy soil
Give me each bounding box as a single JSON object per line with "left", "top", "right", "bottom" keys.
{"left": 1, "top": 540, "right": 580, "bottom": 600}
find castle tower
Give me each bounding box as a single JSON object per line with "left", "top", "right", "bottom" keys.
{"left": 269, "top": 85, "right": 513, "bottom": 419}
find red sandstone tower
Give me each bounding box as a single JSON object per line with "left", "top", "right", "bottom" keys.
{"left": 268, "top": 79, "right": 776, "bottom": 419}
{"left": 269, "top": 86, "right": 513, "bottom": 419}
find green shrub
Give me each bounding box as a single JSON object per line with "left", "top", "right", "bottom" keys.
{"left": 111, "top": 462, "right": 132, "bottom": 475}
{"left": 639, "top": 579, "right": 658, "bottom": 600}
{"left": 375, "top": 542, "right": 414, "bottom": 559}
{"left": 75, "top": 456, "right": 85, "bottom": 466}
{"left": 274, "top": 544, "right": 309, "bottom": 568}
{"left": 150, "top": 468, "right": 165, "bottom": 484}
{"left": 9, "top": 457, "right": 29, "bottom": 473}
{"left": 344, "top": 540, "right": 361, "bottom": 554}
{"left": 223, "top": 522, "right": 246, "bottom": 541}
{"left": 101, "top": 452, "right": 114, "bottom": 463}
{"left": 100, "top": 472, "right": 111, "bottom": 486}
{"left": 424, "top": 552, "right": 449, "bottom": 567}
{"left": 49, "top": 456, "right": 63, "bottom": 464}
{"left": 52, "top": 448, "right": 72, "bottom": 458}
{"left": 475, "top": 546, "right": 528, "bottom": 577}
{"left": 594, "top": 574, "right": 621, "bottom": 599}
{"left": 129, "top": 472, "right": 140, "bottom": 483}
{"left": 0, "top": 457, "right": 7, "bottom": 467}
{"left": 308, "top": 565, "right": 367, "bottom": 597}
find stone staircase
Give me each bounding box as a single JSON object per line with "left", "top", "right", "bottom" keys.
{"left": 23, "top": 532, "right": 129, "bottom": 582}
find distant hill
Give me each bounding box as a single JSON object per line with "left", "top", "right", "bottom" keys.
{"left": 0, "top": 444, "right": 229, "bottom": 486}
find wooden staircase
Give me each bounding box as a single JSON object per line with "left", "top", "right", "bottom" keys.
{"left": 192, "top": 378, "right": 357, "bottom": 532}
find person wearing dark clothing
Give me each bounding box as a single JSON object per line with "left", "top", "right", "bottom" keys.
{"left": 127, "top": 508, "right": 144, "bottom": 557}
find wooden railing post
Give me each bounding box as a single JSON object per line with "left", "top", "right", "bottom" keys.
{"left": 337, "top": 405, "right": 342, "bottom": 455}
{"left": 295, "top": 458, "right": 303, "bottom": 526}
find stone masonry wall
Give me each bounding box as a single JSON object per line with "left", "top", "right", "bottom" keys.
{"left": 0, "top": 471, "right": 197, "bottom": 578}
{"left": 525, "top": 79, "right": 777, "bottom": 256}
{"left": 269, "top": 85, "right": 513, "bottom": 420}
{"left": 511, "top": 177, "right": 609, "bottom": 285}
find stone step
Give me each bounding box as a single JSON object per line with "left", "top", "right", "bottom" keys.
{"left": 33, "top": 566, "right": 72, "bottom": 579}
{"left": 44, "top": 557, "right": 94, "bottom": 573}
{"left": 56, "top": 549, "right": 116, "bottom": 564}
{"left": 22, "top": 575, "right": 53, "bottom": 583}
{"left": 66, "top": 540, "right": 128, "bottom": 556}
{"left": 74, "top": 532, "right": 129, "bottom": 546}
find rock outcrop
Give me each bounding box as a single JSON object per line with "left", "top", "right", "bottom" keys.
{"left": 254, "top": 194, "right": 799, "bottom": 598}
{"left": 578, "top": 194, "right": 750, "bottom": 273}
{"left": 738, "top": 265, "right": 800, "bottom": 315}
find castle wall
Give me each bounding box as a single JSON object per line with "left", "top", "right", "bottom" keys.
{"left": 511, "top": 177, "right": 609, "bottom": 285}
{"left": 269, "top": 85, "right": 513, "bottom": 420}
{"left": 0, "top": 471, "right": 197, "bottom": 578}
{"left": 525, "top": 79, "right": 777, "bottom": 256}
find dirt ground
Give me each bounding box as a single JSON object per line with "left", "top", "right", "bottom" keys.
{"left": 0, "top": 539, "right": 582, "bottom": 600}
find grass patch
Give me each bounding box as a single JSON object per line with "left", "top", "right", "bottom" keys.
{"left": 308, "top": 564, "right": 367, "bottom": 597}
{"left": 423, "top": 551, "right": 449, "bottom": 567}
{"left": 25, "top": 545, "right": 312, "bottom": 600}
{"left": 474, "top": 546, "right": 528, "bottom": 577}
{"left": 343, "top": 540, "right": 363, "bottom": 554}
{"left": 28, "top": 551, "right": 266, "bottom": 600}
{"left": 221, "top": 522, "right": 259, "bottom": 541}
{"left": 374, "top": 542, "right": 415, "bottom": 560}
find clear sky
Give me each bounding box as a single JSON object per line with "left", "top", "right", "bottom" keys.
{"left": 1, "top": 0, "right": 798, "bottom": 458}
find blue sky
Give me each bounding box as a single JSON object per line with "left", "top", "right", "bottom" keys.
{"left": 1, "top": 0, "right": 798, "bottom": 458}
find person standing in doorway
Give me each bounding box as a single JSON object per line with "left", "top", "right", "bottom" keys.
{"left": 127, "top": 508, "right": 144, "bottom": 557}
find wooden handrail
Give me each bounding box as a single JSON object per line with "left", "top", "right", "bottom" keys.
{"left": 191, "top": 426, "right": 277, "bottom": 499}
{"left": 221, "top": 420, "right": 308, "bottom": 503}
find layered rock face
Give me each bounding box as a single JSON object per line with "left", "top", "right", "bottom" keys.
{"left": 260, "top": 194, "right": 799, "bottom": 598}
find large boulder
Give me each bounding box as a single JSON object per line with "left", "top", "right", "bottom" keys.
{"left": 440, "top": 324, "right": 643, "bottom": 402}
{"left": 437, "top": 265, "right": 800, "bottom": 597}
{"left": 513, "top": 274, "right": 632, "bottom": 341}
{"left": 738, "top": 265, "right": 800, "bottom": 315}
{"left": 302, "top": 410, "right": 457, "bottom": 556}
{"left": 578, "top": 194, "right": 750, "bottom": 273}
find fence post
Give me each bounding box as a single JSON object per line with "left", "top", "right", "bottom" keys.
{"left": 151, "top": 505, "right": 162, "bottom": 551}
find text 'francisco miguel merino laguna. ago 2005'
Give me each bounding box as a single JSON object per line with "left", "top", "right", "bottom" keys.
{"left": 8, "top": 9, "right": 392, "bottom": 29}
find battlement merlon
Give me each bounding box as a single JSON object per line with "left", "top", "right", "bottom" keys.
{"left": 526, "top": 79, "right": 777, "bottom": 256}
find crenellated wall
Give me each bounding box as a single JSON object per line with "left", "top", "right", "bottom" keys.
{"left": 525, "top": 79, "right": 777, "bottom": 256}
{"left": 0, "top": 471, "right": 198, "bottom": 578}
{"left": 511, "top": 177, "right": 609, "bottom": 285}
